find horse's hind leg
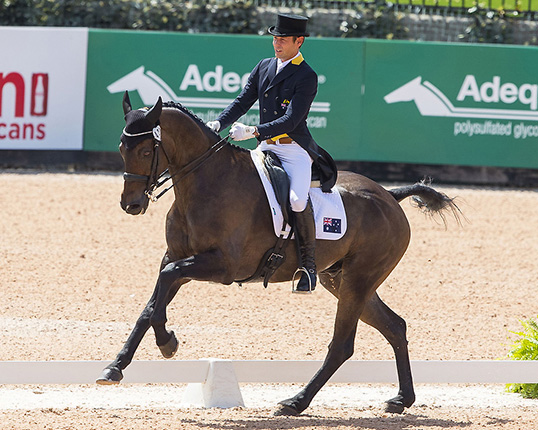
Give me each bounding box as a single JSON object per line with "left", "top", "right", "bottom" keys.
{"left": 275, "top": 281, "right": 366, "bottom": 416}
{"left": 360, "top": 293, "right": 415, "bottom": 413}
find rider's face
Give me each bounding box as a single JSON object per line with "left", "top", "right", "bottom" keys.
{"left": 273, "top": 36, "right": 303, "bottom": 62}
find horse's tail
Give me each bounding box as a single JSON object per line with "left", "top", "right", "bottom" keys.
{"left": 389, "top": 180, "right": 463, "bottom": 226}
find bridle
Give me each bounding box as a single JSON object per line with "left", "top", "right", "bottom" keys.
{"left": 122, "top": 124, "right": 230, "bottom": 202}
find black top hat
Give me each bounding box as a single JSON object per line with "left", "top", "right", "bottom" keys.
{"left": 268, "top": 14, "right": 310, "bottom": 37}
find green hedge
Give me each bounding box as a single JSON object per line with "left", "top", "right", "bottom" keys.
{"left": 0, "top": 0, "right": 261, "bottom": 33}
{"left": 0, "top": 0, "right": 520, "bottom": 43}
{"left": 337, "top": 3, "right": 409, "bottom": 39}
{"left": 458, "top": 7, "right": 514, "bottom": 44}
{"left": 0, "top": 0, "right": 409, "bottom": 38}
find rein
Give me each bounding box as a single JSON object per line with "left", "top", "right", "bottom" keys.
{"left": 123, "top": 125, "right": 230, "bottom": 202}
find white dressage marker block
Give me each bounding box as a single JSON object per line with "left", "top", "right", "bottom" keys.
{"left": 181, "top": 358, "right": 244, "bottom": 408}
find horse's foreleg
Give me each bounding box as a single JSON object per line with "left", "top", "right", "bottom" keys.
{"left": 150, "top": 250, "right": 231, "bottom": 357}
{"left": 151, "top": 280, "right": 183, "bottom": 358}
{"left": 96, "top": 253, "right": 183, "bottom": 384}
{"left": 361, "top": 293, "right": 415, "bottom": 413}
{"left": 96, "top": 287, "right": 158, "bottom": 384}
{"left": 275, "top": 289, "right": 364, "bottom": 416}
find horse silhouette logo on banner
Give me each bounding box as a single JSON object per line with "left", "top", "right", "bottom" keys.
{"left": 385, "top": 76, "right": 538, "bottom": 121}
{"left": 107, "top": 66, "right": 330, "bottom": 113}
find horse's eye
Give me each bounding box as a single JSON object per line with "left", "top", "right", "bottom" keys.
{"left": 143, "top": 150, "right": 151, "bottom": 157}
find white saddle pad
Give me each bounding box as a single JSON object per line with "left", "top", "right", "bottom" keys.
{"left": 250, "top": 148, "right": 347, "bottom": 240}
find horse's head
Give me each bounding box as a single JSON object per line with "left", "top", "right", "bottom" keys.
{"left": 107, "top": 66, "right": 146, "bottom": 94}
{"left": 384, "top": 76, "right": 423, "bottom": 104}
{"left": 119, "top": 91, "right": 167, "bottom": 215}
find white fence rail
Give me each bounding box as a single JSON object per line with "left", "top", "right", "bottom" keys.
{"left": 2, "top": 359, "right": 536, "bottom": 408}
{"left": 1, "top": 359, "right": 537, "bottom": 385}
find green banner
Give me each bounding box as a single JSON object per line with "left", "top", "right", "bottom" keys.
{"left": 84, "top": 32, "right": 538, "bottom": 169}
{"left": 361, "top": 40, "right": 538, "bottom": 168}
{"left": 84, "top": 30, "right": 363, "bottom": 159}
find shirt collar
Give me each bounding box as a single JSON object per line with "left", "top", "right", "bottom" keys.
{"left": 276, "top": 52, "right": 302, "bottom": 73}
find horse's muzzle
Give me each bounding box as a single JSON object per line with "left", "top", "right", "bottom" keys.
{"left": 120, "top": 194, "right": 149, "bottom": 215}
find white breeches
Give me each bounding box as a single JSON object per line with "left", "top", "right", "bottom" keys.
{"left": 258, "top": 140, "right": 313, "bottom": 212}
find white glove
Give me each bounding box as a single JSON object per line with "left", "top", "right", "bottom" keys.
{"left": 229, "top": 122, "right": 257, "bottom": 141}
{"left": 206, "top": 120, "right": 220, "bottom": 133}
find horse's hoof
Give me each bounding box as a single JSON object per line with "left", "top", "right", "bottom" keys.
{"left": 274, "top": 404, "right": 300, "bottom": 416}
{"left": 96, "top": 367, "right": 123, "bottom": 385}
{"left": 158, "top": 330, "right": 179, "bottom": 359}
{"left": 273, "top": 399, "right": 302, "bottom": 416}
{"left": 384, "top": 398, "right": 405, "bottom": 414}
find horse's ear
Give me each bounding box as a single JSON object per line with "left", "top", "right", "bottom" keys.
{"left": 123, "top": 91, "right": 132, "bottom": 116}
{"left": 145, "top": 96, "right": 162, "bottom": 124}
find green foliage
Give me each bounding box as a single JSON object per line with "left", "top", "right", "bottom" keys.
{"left": 338, "top": 3, "right": 409, "bottom": 40}
{"left": 363, "top": 0, "right": 538, "bottom": 10}
{"left": 0, "top": 0, "right": 532, "bottom": 42}
{"left": 458, "top": 7, "right": 515, "bottom": 44}
{"left": 506, "top": 316, "right": 538, "bottom": 399}
{"left": 184, "top": 0, "right": 260, "bottom": 35}
{"left": 0, "top": 0, "right": 260, "bottom": 33}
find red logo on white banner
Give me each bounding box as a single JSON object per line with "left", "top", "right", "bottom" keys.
{"left": 0, "top": 72, "right": 49, "bottom": 140}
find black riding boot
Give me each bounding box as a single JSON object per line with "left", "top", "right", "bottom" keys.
{"left": 294, "top": 199, "right": 316, "bottom": 293}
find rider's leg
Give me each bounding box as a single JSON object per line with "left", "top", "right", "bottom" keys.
{"left": 260, "top": 141, "right": 316, "bottom": 292}
{"left": 293, "top": 197, "right": 316, "bottom": 292}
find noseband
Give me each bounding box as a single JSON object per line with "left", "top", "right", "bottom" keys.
{"left": 122, "top": 124, "right": 230, "bottom": 202}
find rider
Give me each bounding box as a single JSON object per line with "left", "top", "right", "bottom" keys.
{"left": 207, "top": 13, "right": 337, "bottom": 292}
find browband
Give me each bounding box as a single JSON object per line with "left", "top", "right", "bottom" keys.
{"left": 122, "top": 125, "right": 161, "bottom": 140}
{"left": 121, "top": 128, "right": 153, "bottom": 137}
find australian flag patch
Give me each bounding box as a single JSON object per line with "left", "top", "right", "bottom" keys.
{"left": 323, "top": 217, "right": 342, "bottom": 234}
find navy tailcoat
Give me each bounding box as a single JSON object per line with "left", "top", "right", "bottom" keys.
{"left": 216, "top": 54, "right": 337, "bottom": 191}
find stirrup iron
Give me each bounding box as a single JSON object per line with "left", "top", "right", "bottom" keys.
{"left": 291, "top": 267, "right": 314, "bottom": 294}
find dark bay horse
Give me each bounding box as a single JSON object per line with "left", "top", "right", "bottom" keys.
{"left": 96, "top": 92, "right": 460, "bottom": 415}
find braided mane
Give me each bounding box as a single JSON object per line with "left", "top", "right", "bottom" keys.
{"left": 161, "top": 101, "right": 249, "bottom": 153}
{"left": 162, "top": 101, "right": 213, "bottom": 135}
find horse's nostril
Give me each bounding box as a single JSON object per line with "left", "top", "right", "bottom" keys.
{"left": 125, "top": 204, "right": 142, "bottom": 215}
